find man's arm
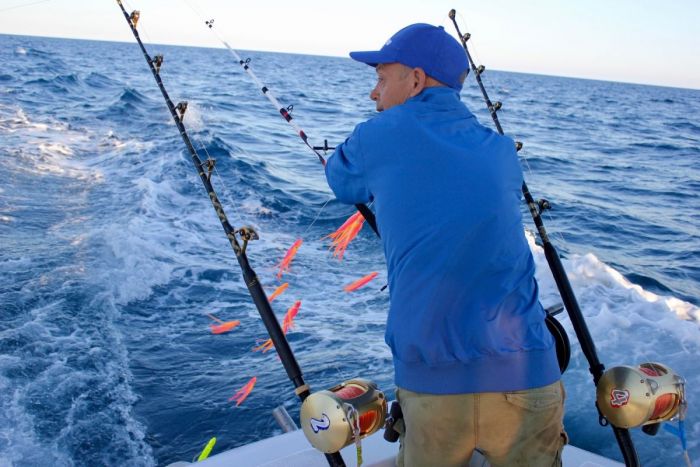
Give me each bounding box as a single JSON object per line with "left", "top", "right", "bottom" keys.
{"left": 324, "top": 124, "right": 372, "bottom": 205}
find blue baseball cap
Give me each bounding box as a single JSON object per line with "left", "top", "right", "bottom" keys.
{"left": 349, "top": 23, "right": 469, "bottom": 91}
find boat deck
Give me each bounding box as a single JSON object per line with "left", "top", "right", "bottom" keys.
{"left": 170, "top": 428, "right": 622, "bottom": 467}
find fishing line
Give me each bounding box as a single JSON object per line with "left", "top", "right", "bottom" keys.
{"left": 0, "top": 0, "right": 51, "bottom": 13}
{"left": 179, "top": 0, "right": 325, "bottom": 163}
{"left": 120, "top": 1, "right": 247, "bottom": 229}
{"left": 120, "top": 0, "right": 251, "bottom": 448}
{"left": 453, "top": 11, "right": 567, "bottom": 247}
{"left": 121, "top": 9, "right": 310, "bottom": 424}
{"left": 115, "top": 5, "right": 352, "bottom": 464}
{"left": 178, "top": 0, "right": 385, "bottom": 318}
{"left": 302, "top": 197, "right": 333, "bottom": 236}
{"left": 177, "top": 0, "right": 380, "bottom": 238}
{"left": 122, "top": 0, "right": 253, "bottom": 376}
{"left": 117, "top": 0, "right": 307, "bottom": 422}
{"left": 191, "top": 98, "right": 357, "bottom": 395}
{"left": 156, "top": 0, "right": 378, "bottom": 291}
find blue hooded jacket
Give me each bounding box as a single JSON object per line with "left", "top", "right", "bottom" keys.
{"left": 325, "top": 87, "right": 560, "bottom": 394}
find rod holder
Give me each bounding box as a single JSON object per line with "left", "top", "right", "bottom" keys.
{"left": 272, "top": 406, "right": 299, "bottom": 433}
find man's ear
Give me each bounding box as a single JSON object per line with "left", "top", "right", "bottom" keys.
{"left": 409, "top": 68, "right": 427, "bottom": 97}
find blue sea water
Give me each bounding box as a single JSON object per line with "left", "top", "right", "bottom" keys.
{"left": 0, "top": 31, "right": 698, "bottom": 467}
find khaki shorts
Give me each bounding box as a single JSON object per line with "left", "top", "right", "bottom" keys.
{"left": 395, "top": 381, "right": 567, "bottom": 467}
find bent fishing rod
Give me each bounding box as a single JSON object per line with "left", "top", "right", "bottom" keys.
{"left": 114, "top": 2, "right": 345, "bottom": 466}
{"left": 190, "top": 12, "right": 379, "bottom": 237}
{"left": 447, "top": 9, "right": 640, "bottom": 466}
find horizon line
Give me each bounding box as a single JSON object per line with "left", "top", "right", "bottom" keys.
{"left": 3, "top": 31, "right": 699, "bottom": 92}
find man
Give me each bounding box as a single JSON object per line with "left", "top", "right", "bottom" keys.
{"left": 325, "top": 23, "right": 565, "bottom": 466}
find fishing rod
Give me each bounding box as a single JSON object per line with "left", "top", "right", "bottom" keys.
{"left": 114, "top": 2, "right": 346, "bottom": 465}
{"left": 447, "top": 9, "right": 642, "bottom": 466}
{"left": 187, "top": 10, "right": 379, "bottom": 237}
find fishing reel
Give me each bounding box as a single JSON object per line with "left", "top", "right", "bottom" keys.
{"left": 596, "top": 362, "right": 685, "bottom": 433}
{"left": 300, "top": 378, "right": 387, "bottom": 453}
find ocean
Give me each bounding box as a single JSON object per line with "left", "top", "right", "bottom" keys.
{"left": 0, "top": 32, "right": 698, "bottom": 467}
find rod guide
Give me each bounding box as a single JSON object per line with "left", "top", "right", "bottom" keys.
{"left": 152, "top": 54, "right": 163, "bottom": 73}
{"left": 236, "top": 226, "right": 259, "bottom": 253}
{"left": 129, "top": 10, "right": 140, "bottom": 28}
{"left": 175, "top": 101, "right": 188, "bottom": 119}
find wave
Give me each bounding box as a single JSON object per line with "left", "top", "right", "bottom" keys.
{"left": 98, "top": 88, "right": 152, "bottom": 118}
{"left": 24, "top": 76, "right": 71, "bottom": 94}
{"left": 20, "top": 72, "right": 121, "bottom": 95}
{"left": 649, "top": 97, "right": 676, "bottom": 104}
{"left": 83, "top": 72, "right": 121, "bottom": 89}
{"left": 629, "top": 141, "right": 684, "bottom": 151}
{"left": 118, "top": 88, "right": 148, "bottom": 105}
{"left": 22, "top": 47, "right": 53, "bottom": 59}
{"left": 666, "top": 120, "right": 700, "bottom": 134}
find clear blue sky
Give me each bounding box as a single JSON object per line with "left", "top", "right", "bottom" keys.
{"left": 1, "top": 0, "right": 699, "bottom": 90}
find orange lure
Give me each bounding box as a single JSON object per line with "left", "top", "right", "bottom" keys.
{"left": 276, "top": 239, "right": 303, "bottom": 279}
{"left": 252, "top": 338, "right": 275, "bottom": 353}
{"left": 207, "top": 313, "right": 241, "bottom": 335}
{"left": 210, "top": 320, "right": 240, "bottom": 334}
{"left": 324, "top": 211, "right": 365, "bottom": 260}
{"left": 229, "top": 376, "right": 257, "bottom": 406}
{"left": 253, "top": 300, "right": 302, "bottom": 353}
{"left": 281, "top": 300, "right": 302, "bottom": 332}
{"left": 268, "top": 282, "right": 289, "bottom": 302}
{"left": 344, "top": 272, "right": 378, "bottom": 292}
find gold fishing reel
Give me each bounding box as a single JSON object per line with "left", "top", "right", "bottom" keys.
{"left": 300, "top": 378, "right": 387, "bottom": 453}
{"left": 596, "top": 362, "right": 685, "bottom": 429}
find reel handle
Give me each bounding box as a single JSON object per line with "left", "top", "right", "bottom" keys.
{"left": 383, "top": 401, "right": 403, "bottom": 443}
